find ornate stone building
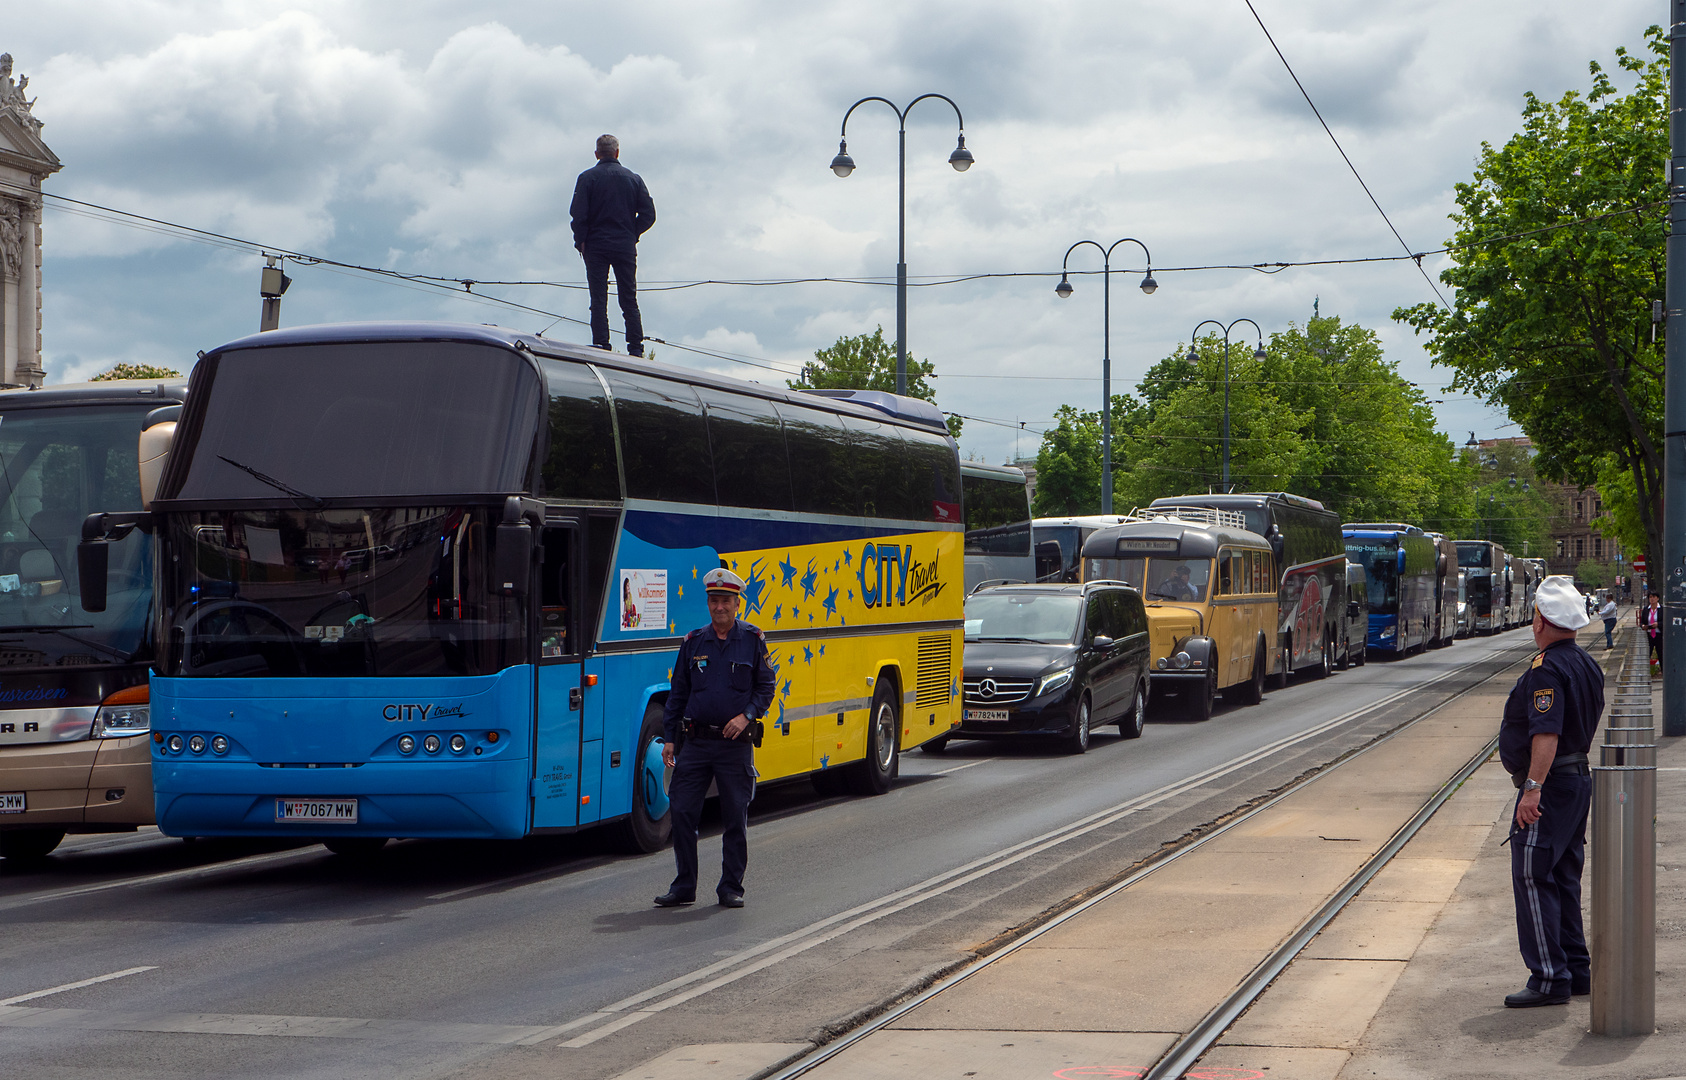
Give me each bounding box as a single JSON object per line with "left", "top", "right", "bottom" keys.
{"left": 0, "top": 53, "right": 60, "bottom": 388}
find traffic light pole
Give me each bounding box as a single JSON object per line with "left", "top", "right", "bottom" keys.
{"left": 1665, "top": 0, "right": 1686, "bottom": 736}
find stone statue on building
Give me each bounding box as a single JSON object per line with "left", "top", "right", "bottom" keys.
{"left": 0, "top": 50, "right": 60, "bottom": 387}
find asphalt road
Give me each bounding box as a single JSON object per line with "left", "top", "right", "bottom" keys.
{"left": 0, "top": 629, "right": 1539, "bottom": 1080}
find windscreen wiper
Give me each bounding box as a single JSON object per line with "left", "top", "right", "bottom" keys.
{"left": 218, "top": 456, "right": 325, "bottom": 508}
{"left": 0, "top": 625, "right": 127, "bottom": 661}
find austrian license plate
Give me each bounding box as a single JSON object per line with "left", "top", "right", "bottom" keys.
{"left": 964, "top": 709, "right": 1009, "bottom": 722}
{"left": 275, "top": 798, "right": 358, "bottom": 824}
{"left": 0, "top": 792, "right": 23, "bottom": 813}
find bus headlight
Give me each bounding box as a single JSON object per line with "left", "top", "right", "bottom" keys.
{"left": 94, "top": 703, "right": 150, "bottom": 738}
{"left": 397, "top": 734, "right": 415, "bottom": 755}
{"left": 1037, "top": 668, "right": 1074, "bottom": 696}
{"left": 188, "top": 735, "right": 206, "bottom": 754}
{"left": 211, "top": 735, "right": 229, "bottom": 755}
{"left": 1173, "top": 651, "right": 1192, "bottom": 669}
{"left": 423, "top": 734, "right": 441, "bottom": 754}
{"left": 1380, "top": 625, "right": 1396, "bottom": 640}
{"left": 449, "top": 734, "right": 467, "bottom": 754}
{"left": 166, "top": 734, "right": 183, "bottom": 753}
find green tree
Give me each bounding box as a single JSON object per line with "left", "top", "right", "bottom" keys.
{"left": 1394, "top": 30, "right": 1667, "bottom": 567}
{"left": 1032, "top": 405, "right": 1101, "bottom": 516}
{"left": 1461, "top": 440, "right": 1557, "bottom": 556}
{"left": 91, "top": 362, "right": 181, "bottom": 381}
{"left": 1575, "top": 558, "right": 1615, "bottom": 588}
{"left": 789, "top": 326, "right": 961, "bottom": 438}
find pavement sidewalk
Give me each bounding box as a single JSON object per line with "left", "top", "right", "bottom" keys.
{"left": 1201, "top": 620, "right": 1686, "bottom": 1080}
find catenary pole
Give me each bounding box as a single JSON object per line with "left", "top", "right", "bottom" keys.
{"left": 1666, "top": 0, "right": 1686, "bottom": 737}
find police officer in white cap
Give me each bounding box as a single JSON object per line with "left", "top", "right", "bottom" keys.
{"left": 654, "top": 568, "right": 775, "bottom": 908}
{"left": 1499, "top": 575, "right": 1604, "bottom": 1007}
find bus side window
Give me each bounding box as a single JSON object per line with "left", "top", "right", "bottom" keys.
{"left": 1218, "top": 552, "right": 1233, "bottom": 596}
{"left": 697, "top": 389, "right": 793, "bottom": 512}
{"left": 840, "top": 415, "right": 909, "bottom": 520}
{"left": 778, "top": 404, "right": 854, "bottom": 518}
{"left": 539, "top": 528, "right": 574, "bottom": 660}
{"left": 607, "top": 373, "right": 716, "bottom": 505}
{"left": 541, "top": 361, "right": 621, "bottom": 501}
{"left": 1250, "top": 551, "right": 1263, "bottom": 594}
{"left": 907, "top": 427, "right": 963, "bottom": 523}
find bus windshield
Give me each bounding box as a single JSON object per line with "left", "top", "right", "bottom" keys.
{"left": 1083, "top": 556, "right": 1211, "bottom": 602}
{"left": 964, "top": 592, "right": 1082, "bottom": 644}
{"left": 1456, "top": 544, "right": 1490, "bottom": 568}
{"left": 157, "top": 506, "right": 524, "bottom": 678}
{"left": 1347, "top": 543, "right": 1399, "bottom": 613}
{"left": 0, "top": 404, "right": 153, "bottom": 665}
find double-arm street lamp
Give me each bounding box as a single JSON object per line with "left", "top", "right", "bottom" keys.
{"left": 1054, "top": 238, "right": 1157, "bottom": 514}
{"left": 830, "top": 94, "right": 973, "bottom": 396}
{"left": 1188, "top": 319, "right": 1266, "bottom": 493}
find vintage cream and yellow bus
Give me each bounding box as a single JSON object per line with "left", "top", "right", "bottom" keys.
{"left": 1081, "top": 509, "right": 1277, "bottom": 721}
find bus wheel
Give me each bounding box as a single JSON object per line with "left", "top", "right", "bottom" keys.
{"left": 613, "top": 704, "right": 673, "bottom": 854}
{"left": 1270, "top": 648, "right": 1289, "bottom": 690}
{"left": 846, "top": 680, "right": 901, "bottom": 795}
{"left": 1237, "top": 642, "right": 1266, "bottom": 706}
{"left": 323, "top": 837, "right": 387, "bottom": 857}
{"left": 0, "top": 828, "right": 65, "bottom": 861}
{"left": 1309, "top": 634, "right": 1332, "bottom": 679}
{"left": 1119, "top": 683, "right": 1146, "bottom": 739}
{"left": 1186, "top": 665, "right": 1216, "bottom": 722}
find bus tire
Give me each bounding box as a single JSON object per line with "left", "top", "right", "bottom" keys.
{"left": 1309, "top": 633, "right": 1332, "bottom": 679}
{"left": 612, "top": 704, "right": 673, "bottom": 854}
{"left": 323, "top": 837, "right": 387, "bottom": 857}
{"left": 1270, "top": 647, "right": 1289, "bottom": 690}
{"left": 846, "top": 680, "right": 901, "bottom": 795}
{"left": 0, "top": 828, "right": 65, "bottom": 861}
{"left": 1237, "top": 641, "right": 1266, "bottom": 706}
{"left": 1186, "top": 664, "right": 1216, "bottom": 722}
{"left": 1119, "top": 682, "right": 1146, "bottom": 739}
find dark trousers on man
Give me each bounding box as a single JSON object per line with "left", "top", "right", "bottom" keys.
{"left": 1510, "top": 774, "right": 1592, "bottom": 997}
{"left": 1603, "top": 618, "right": 1618, "bottom": 649}
{"left": 667, "top": 737, "right": 755, "bottom": 900}
{"left": 583, "top": 247, "right": 643, "bottom": 356}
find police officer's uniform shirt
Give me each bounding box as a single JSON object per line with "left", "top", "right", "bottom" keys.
{"left": 662, "top": 618, "right": 777, "bottom": 743}
{"left": 1499, "top": 638, "right": 1604, "bottom": 775}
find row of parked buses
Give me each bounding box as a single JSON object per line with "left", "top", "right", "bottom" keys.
{"left": 955, "top": 471, "right": 1541, "bottom": 743}
{"left": 0, "top": 326, "right": 1550, "bottom": 860}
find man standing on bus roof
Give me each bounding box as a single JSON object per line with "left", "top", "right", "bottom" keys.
{"left": 654, "top": 568, "right": 775, "bottom": 909}
{"left": 1499, "top": 575, "right": 1602, "bottom": 1008}
{"left": 570, "top": 134, "right": 655, "bottom": 357}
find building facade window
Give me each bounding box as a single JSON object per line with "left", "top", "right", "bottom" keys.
{"left": 1576, "top": 537, "right": 1585, "bottom": 559}
{"left": 1575, "top": 500, "right": 1584, "bottom": 521}
{"left": 1556, "top": 538, "right": 1565, "bottom": 558}
{"left": 1594, "top": 536, "right": 1603, "bottom": 558}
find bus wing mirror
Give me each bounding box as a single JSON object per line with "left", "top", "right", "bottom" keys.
{"left": 138, "top": 417, "right": 177, "bottom": 511}
{"left": 495, "top": 522, "right": 531, "bottom": 597}
{"left": 1347, "top": 601, "right": 1360, "bottom": 619}
{"left": 78, "top": 539, "right": 109, "bottom": 612}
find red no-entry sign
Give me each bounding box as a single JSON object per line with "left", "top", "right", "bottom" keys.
{"left": 1634, "top": 557, "right": 1647, "bottom": 573}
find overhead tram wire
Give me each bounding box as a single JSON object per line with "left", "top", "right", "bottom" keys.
{"left": 1242, "top": 0, "right": 1453, "bottom": 311}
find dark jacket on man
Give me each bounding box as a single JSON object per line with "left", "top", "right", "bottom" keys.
{"left": 570, "top": 159, "right": 655, "bottom": 254}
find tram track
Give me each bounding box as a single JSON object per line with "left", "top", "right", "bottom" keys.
{"left": 756, "top": 638, "right": 1535, "bottom": 1080}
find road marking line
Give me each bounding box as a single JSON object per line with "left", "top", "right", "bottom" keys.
{"left": 0, "top": 848, "right": 321, "bottom": 913}
{"left": 0, "top": 1005, "right": 558, "bottom": 1044}
{"left": 0, "top": 967, "right": 157, "bottom": 1006}
{"left": 931, "top": 760, "right": 989, "bottom": 776}
{"left": 552, "top": 644, "right": 1532, "bottom": 1048}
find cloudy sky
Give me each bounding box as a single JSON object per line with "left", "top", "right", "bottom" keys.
{"left": 2, "top": 0, "right": 1662, "bottom": 464}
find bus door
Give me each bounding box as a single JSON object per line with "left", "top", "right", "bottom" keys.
{"left": 533, "top": 517, "right": 588, "bottom": 829}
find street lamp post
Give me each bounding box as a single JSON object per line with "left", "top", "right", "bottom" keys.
{"left": 830, "top": 95, "right": 972, "bottom": 396}
{"left": 1187, "top": 319, "right": 1266, "bottom": 493}
{"left": 1054, "top": 239, "right": 1157, "bottom": 515}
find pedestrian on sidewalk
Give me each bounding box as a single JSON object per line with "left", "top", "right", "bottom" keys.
{"left": 570, "top": 133, "right": 656, "bottom": 357}
{"left": 1499, "top": 575, "right": 1602, "bottom": 1008}
{"left": 653, "top": 569, "right": 773, "bottom": 909}
{"left": 1642, "top": 591, "right": 1662, "bottom": 669}
{"left": 1599, "top": 594, "right": 1618, "bottom": 649}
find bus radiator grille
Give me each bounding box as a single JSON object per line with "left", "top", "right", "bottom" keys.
{"left": 915, "top": 635, "right": 953, "bottom": 710}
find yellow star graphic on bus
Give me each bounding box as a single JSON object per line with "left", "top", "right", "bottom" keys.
{"left": 677, "top": 585, "right": 683, "bottom": 597}
{"left": 692, "top": 566, "right": 698, "bottom": 578}
{"left": 669, "top": 621, "right": 676, "bottom": 632}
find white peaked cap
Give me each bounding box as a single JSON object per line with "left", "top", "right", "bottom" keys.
{"left": 1535, "top": 575, "right": 1591, "bottom": 631}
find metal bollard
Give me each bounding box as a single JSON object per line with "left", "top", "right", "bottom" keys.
{"left": 1590, "top": 720, "right": 1656, "bottom": 1034}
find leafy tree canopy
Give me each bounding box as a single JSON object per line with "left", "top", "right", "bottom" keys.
{"left": 91, "top": 363, "right": 181, "bottom": 381}
{"left": 1394, "top": 29, "right": 1666, "bottom": 565}
{"left": 1032, "top": 405, "right": 1101, "bottom": 517}
{"left": 789, "top": 326, "right": 961, "bottom": 438}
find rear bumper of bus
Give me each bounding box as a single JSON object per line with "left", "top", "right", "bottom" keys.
{"left": 0, "top": 736, "right": 154, "bottom": 832}
{"left": 153, "top": 758, "right": 529, "bottom": 840}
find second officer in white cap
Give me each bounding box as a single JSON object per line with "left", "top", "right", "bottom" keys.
{"left": 1498, "top": 575, "right": 1604, "bottom": 1008}
{"left": 654, "top": 568, "right": 775, "bottom": 908}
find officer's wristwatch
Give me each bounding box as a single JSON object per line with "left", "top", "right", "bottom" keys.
{"left": 1522, "top": 778, "right": 1544, "bottom": 794}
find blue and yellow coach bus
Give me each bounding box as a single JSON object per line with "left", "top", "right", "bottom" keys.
{"left": 81, "top": 323, "right": 962, "bottom": 854}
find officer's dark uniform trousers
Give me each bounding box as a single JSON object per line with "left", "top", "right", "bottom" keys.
{"left": 662, "top": 619, "right": 775, "bottom": 901}
{"left": 1502, "top": 638, "right": 1603, "bottom": 998}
